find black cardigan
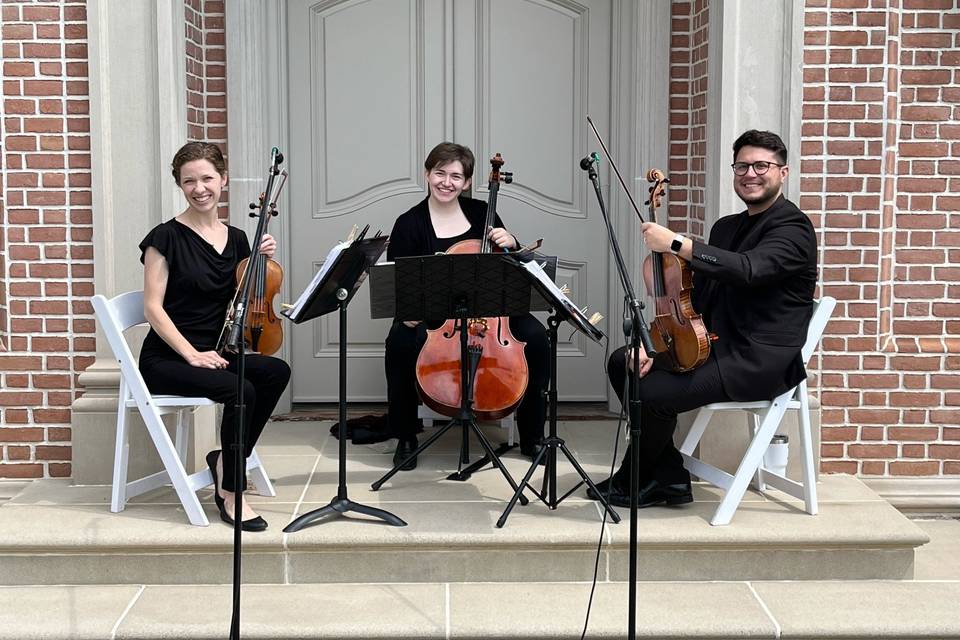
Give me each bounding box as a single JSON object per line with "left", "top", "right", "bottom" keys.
{"left": 386, "top": 196, "right": 508, "bottom": 260}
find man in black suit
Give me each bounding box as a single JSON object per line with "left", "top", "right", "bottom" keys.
{"left": 589, "top": 129, "right": 818, "bottom": 509}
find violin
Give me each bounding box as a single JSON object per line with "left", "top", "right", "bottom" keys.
{"left": 586, "top": 116, "right": 714, "bottom": 372}
{"left": 642, "top": 169, "right": 713, "bottom": 371}
{"left": 414, "top": 154, "right": 529, "bottom": 420}
{"left": 234, "top": 186, "right": 285, "bottom": 355}
{"left": 217, "top": 166, "right": 288, "bottom": 356}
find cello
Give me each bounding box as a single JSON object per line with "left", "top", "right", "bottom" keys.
{"left": 414, "top": 153, "right": 529, "bottom": 420}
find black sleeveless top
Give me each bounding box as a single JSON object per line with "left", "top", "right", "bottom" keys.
{"left": 138, "top": 219, "right": 250, "bottom": 359}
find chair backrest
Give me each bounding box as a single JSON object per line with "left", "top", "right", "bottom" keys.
{"left": 91, "top": 290, "right": 152, "bottom": 405}
{"left": 800, "top": 296, "right": 837, "bottom": 365}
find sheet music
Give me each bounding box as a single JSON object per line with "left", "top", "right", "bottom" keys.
{"left": 284, "top": 240, "right": 350, "bottom": 321}
{"left": 523, "top": 260, "right": 593, "bottom": 333}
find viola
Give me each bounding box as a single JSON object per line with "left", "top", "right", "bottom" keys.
{"left": 414, "top": 153, "right": 529, "bottom": 420}
{"left": 586, "top": 116, "right": 714, "bottom": 372}
{"left": 641, "top": 169, "right": 713, "bottom": 371}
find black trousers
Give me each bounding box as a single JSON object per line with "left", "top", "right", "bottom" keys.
{"left": 384, "top": 314, "right": 549, "bottom": 449}
{"left": 607, "top": 346, "right": 730, "bottom": 486}
{"left": 140, "top": 351, "right": 291, "bottom": 492}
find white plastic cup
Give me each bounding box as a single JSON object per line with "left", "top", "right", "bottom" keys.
{"left": 763, "top": 434, "right": 789, "bottom": 477}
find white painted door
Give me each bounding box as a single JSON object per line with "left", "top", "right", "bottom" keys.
{"left": 287, "top": 0, "right": 613, "bottom": 402}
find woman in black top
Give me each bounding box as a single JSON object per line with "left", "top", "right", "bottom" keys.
{"left": 385, "top": 142, "right": 549, "bottom": 470}
{"left": 138, "top": 142, "right": 290, "bottom": 531}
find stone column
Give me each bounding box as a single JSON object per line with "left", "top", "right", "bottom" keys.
{"left": 224, "top": 0, "right": 292, "bottom": 412}
{"left": 71, "top": 0, "right": 217, "bottom": 484}
{"left": 681, "top": 0, "right": 817, "bottom": 477}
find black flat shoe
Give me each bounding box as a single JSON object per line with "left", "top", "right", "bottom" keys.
{"left": 205, "top": 450, "right": 225, "bottom": 511}
{"left": 218, "top": 507, "right": 269, "bottom": 532}
{"left": 393, "top": 438, "right": 418, "bottom": 471}
{"left": 605, "top": 479, "right": 694, "bottom": 509}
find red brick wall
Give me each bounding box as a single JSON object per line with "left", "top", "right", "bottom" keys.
{"left": 0, "top": 0, "right": 93, "bottom": 478}
{"left": 668, "top": 0, "right": 710, "bottom": 239}
{"left": 802, "top": 0, "right": 960, "bottom": 476}
{"left": 185, "top": 0, "right": 228, "bottom": 218}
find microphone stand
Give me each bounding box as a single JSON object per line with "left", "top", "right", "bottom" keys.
{"left": 226, "top": 148, "right": 284, "bottom": 640}
{"left": 582, "top": 153, "right": 656, "bottom": 640}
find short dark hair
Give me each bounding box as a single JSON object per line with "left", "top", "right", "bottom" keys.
{"left": 732, "top": 130, "right": 787, "bottom": 165}
{"left": 171, "top": 142, "right": 227, "bottom": 184}
{"left": 424, "top": 142, "right": 475, "bottom": 178}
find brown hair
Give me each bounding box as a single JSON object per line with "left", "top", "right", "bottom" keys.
{"left": 423, "top": 142, "right": 475, "bottom": 178}
{"left": 733, "top": 130, "right": 787, "bottom": 165}
{"left": 171, "top": 142, "right": 227, "bottom": 184}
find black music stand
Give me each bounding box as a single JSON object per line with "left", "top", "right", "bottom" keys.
{"left": 283, "top": 236, "right": 406, "bottom": 532}
{"left": 369, "top": 253, "right": 529, "bottom": 505}
{"left": 497, "top": 259, "right": 620, "bottom": 527}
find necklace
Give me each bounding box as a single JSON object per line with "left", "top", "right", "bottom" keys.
{"left": 180, "top": 217, "right": 222, "bottom": 246}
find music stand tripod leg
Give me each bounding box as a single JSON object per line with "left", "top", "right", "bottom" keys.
{"left": 498, "top": 313, "right": 620, "bottom": 527}
{"left": 285, "top": 298, "right": 406, "bottom": 532}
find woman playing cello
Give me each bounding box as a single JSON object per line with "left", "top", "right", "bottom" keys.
{"left": 384, "top": 142, "right": 549, "bottom": 470}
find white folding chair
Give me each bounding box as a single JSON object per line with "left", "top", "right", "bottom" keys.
{"left": 417, "top": 404, "right": 517, "bottom": 446}
{"left": 679, "top": 296, "right": 837, "bottom": 526}
{"left": 92, "top": 290, "right": 275, "bottom": 526}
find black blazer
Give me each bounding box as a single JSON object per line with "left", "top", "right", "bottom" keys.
{"left": 689, "top": 195, "right": 817, "bottom": 401}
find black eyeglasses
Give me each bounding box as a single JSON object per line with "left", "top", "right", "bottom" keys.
{"left": 731, "top": 161, "right": 785, "bottom": 176}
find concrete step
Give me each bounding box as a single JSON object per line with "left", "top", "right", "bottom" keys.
{"left": 1, "top": 580, "right": 958, "bottom": 639}
{"left": 0, "top": 464, "right": 926, "bottom": 586}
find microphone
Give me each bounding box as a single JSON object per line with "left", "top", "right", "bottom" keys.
{"left": 270, "top": 147, "right": 284, "bottom": 168}
{"left": 579, "top": 152, "right": 600, "bottom": 171}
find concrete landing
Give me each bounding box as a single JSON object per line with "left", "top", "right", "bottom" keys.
{"left": 0, "top": 421, "right": 928, "bottom": 586}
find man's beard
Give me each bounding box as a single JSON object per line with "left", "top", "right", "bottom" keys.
{"left": 737, "top": 182, "right": 779, "bottom": 205}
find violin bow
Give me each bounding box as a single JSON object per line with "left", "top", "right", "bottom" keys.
{"left": 586, "top": 115, "right": 649, "bottom": 223}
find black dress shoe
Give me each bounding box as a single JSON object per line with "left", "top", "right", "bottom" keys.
{"left": 586, "top": 475, "right": 625, "bottom": 501}
{"left": 218, "top": 508, "right": 269, "bottom": 532}
{"left": 604, "top": 478, "right": 694, "bottom": 509}
{"left": 393, "top": 438, "right": 418, "bottom": 471}
{"left": 205, "top": 450, "right": 225, "bottom": 511}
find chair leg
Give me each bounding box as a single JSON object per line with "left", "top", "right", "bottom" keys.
{"left": 247, "top": 448, "right": 276, "bottom": 497}
{"left": 796, "top": 382, "right": 818, "bottom": 515}
{"left": 750, "top": 413, "right": 766, "bottom": 492}
{"left": 111, "top": 389, "right": 131, "bottom": 513}
{"left": 680, "top": 407, "right": 713, "bottom": 456}
{"left": 140, "top": 407, "right": 209, "bottom": 526}
{"left": 174, "top": 409, "right": 189, "bottom": 466}
{"left": 711, "top": 399, "right": 789, "bottom": 526}
{"left": 504, "top": 413, "right": 516, "bottom": 447}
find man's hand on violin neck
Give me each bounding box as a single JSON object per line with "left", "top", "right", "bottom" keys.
{"left": 641, "top": 222, "right": 692, "bottom": 260}
{"left": 641, "top": 222, "right": 674, "bottom": 253}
